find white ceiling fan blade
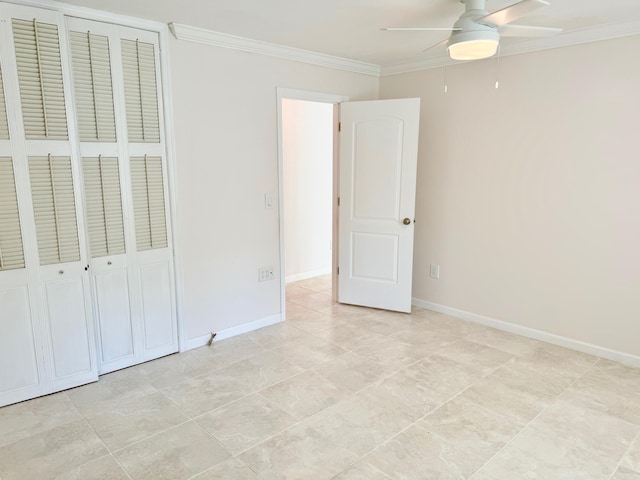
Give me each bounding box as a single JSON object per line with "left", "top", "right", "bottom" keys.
{"left": 499, "top": 24, "right": 562, "bottom": 37}
{"left": 382, "top": 27, "right": 461, "bottom": 31}
{"left": 422, "top": 38, "right": 449, "bottom": 53}
{"left": 479, "top": 0, "right": 550, "bottom": 27}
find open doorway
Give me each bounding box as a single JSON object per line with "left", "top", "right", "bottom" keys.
{"left": 276, "top": 88, "right": 348, "bottom": 320}
{"left": 282, "top": 98, "right": 333, "bottom": 298}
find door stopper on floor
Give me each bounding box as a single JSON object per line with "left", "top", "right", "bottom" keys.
{"left": 207, "top": 332, "right": 217, "bottom": 346}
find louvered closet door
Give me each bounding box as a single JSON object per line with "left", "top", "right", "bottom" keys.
{"left": 0, "top": 5, "right": 178, "bottom": 405}
{"left": 69, "top": 22, "right": 137, "bottom": 374}
{"left": 121, "top": 28, "right": 177, "bottom": 361}
{"left": 82, "top": 154, "right": 137, "bottom": 373}
{"left": 68, "top": 19, "right": 177, "bottom": 371}
{"left": 5, "top": 4, "right": 97, "bottom": 397}
{"left": 0, "top": 153, "right": 44, "bottom": 406}
{"left": 0, "top": 19, "right": 47, "bottom": 407}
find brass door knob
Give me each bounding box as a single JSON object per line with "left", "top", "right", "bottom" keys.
{"left": 403, "top": 218, "right": 411, "bottom": 225}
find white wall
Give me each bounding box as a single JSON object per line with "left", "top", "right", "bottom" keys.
{"left": 282, "top": 99, "right": 333, "bottom": 282}
{"left": 169, "top": 40, "right": 378, "bottom": 342}
{"left": 380, "top": 36, "right": 640, "bottom": 357}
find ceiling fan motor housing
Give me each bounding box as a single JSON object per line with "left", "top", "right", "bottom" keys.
{"left": 449, "top": 0, "right": 500, "bottom": 60}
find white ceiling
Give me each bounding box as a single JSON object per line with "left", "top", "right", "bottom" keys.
{"left": 62, "top": 0, "right": 640, "bottom": 66}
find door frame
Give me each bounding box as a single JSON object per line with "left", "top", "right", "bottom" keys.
{"left": 276, "top": 87, "right": 348, "bottom": 320}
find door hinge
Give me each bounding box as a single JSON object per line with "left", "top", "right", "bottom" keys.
{"left": 338, "top": 122, "right": 341, "bottom": 132}
{"left": 337, "top": 197, "right": 340, "bottom": 206}
{"left": 337, "top": 266, "right": 340, "bottom": 275}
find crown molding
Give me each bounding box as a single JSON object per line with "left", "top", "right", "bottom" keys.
{"left": 381, "top": 19, "right": 640, "bottom": 77}
{"left": 5, "top": 1, "right": 636, "bottom": 79}
{"left": 169, "top": 23, "right": 381, "bottom": 77}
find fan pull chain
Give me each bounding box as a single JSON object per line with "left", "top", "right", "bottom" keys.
{"left": 443, "top": 54, "right": 448, "bottom": 94}
{"left": 495, "top": 44, "right": 502, "bottom": 89}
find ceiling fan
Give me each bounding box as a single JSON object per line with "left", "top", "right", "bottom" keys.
{"left": 383, "top": 0, "right": 562, "bottom": 61}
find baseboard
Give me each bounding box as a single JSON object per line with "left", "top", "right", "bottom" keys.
{"left": 285, "top": 267, "right": 331, "bottom": 284}
{"left": 182, "top": 313, "right": 282, "bottom": 351}
{"left": 412, "top": 297, "right": 640, "bottom": 368}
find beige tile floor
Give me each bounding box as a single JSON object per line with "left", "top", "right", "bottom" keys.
{"left": 1, "top": 274, "right": 640, "bottom": 479}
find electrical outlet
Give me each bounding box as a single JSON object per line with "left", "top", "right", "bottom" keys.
{"left": 258, "top": 266, "right": 275, "bottom": 282}
{"left": 430, "top": 264, "right": 440, "bottom": 279}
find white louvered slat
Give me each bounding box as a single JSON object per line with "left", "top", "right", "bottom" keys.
{"left": 29, "top": 155, "right": 80, "bottom": 265}
{"left": 130, "top": 155, "right": 167, "bottom": 251}
{"left": 70, "top": 31, "right": 116, "bottom": 142}
{"left": 0, "top": 67, "right": 9, "bottom": 140}
{"left": 82, "top": 156, "right": 125, "bottom": 257}
{"left": 0, "top": 158, "right": 25, "bottom": 270}
{"left": 12, "top": 19, "right": 68, "bottom": 140}
{"left": 121, "top": 39, "right": 160, "bottom": 143}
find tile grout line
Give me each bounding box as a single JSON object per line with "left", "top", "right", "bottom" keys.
{"left": 182, "top": 348, "right": 357, "bottom": 423}
{"left": 607, "top": 429, "right": 640, "bottom": 480}
{"left": 345, "top": 353, "right": 517, "bottom": 465}
{"left": 395, "top": 349, "right": 602, "bottom": 476}
{"left": 150, "top": 320, "right": 369, "bottom": 437}
{"left": 39, "top": 391, "right": 135, "bottom": 480}
{"left": 179, "top": 421, "right": 235, "bottom": 478}
{"left": 342, "top": 346, "right": 603, "bottom": 478}
{"left": 467, "top": 355, "right": 602, "bottom": 479}
{"left": 107, "top": 418, "right": 194, "bottom": 457}
{"left": 1, "top": 297, "right": 619, "bottom": 480}
{"left": 213, "top": 312, "right": 536, "bottom": 463}
{"left": 76, "top": 413, "right": 134, "bottom": 480}
{"left": 224, "top": 334, "right": 517, "bottom": 465}
{"left": 63, "top": 376, "right": 198, "bottom": 466}
{"left": 0, "top": 392, "right": 84, "bottom": 452}
{"left": 331, "top": 459, "right": 395, "bottom": 480}
{"left": 224, "top": 348, "right": 428, "bottom": 459}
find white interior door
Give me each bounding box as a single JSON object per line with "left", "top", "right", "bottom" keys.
{"left": 338, "top": 98, "right": 420, "bottom": 313}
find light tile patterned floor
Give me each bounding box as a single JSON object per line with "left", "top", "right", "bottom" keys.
{"left": 1, "top": 275, "right": 640, "bottom": 479}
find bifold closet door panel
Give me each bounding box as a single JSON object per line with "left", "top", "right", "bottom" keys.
{"left": 0, "top": 3, "right": 97, "bottom": 403}
{"left": 42, "top": 273, "right": 93, "bottom": 380}
{"left": 122, "top": 26, "right": 177, "bottom": 361}
{"left": 69, "top": 19, "right": 178, "bottom": 369}
{"left": 129, "top": 153, "right": 176, "bottom": 359}
{"left": 93, "top": 263, "right": 135, "bottom": 369}
{"left": 0, "top": 159, "right": 41, "bottom": 403}
{"left": 0, "top": 275, "right": 42, "bottom": 405}
{"left": 130, "top": 152, "right": 177, "bottom": 359}
{"left": 28, "top": 154, "right": 96, "bottom": 388}
{"left": 81, "top": 154, "right": 135, "bottom": 373}
{"left": 139, "top": 258, "right": 174, "bottom": 354}
{"left": 68, "top": 19, "right": 138, "bottom": 374}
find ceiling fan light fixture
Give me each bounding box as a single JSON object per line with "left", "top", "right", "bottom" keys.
{"left": 448, "top": 30, "right": 499, "bottom": 60}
